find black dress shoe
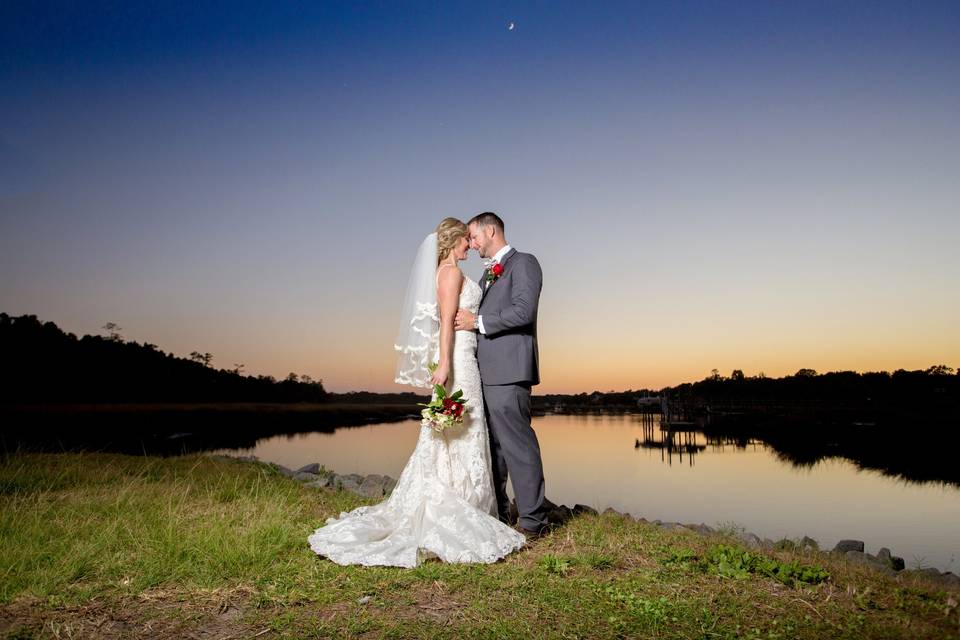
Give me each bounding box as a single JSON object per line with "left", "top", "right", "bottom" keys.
{"left": 514, "top": 525, "right": 545, "bottom": 541}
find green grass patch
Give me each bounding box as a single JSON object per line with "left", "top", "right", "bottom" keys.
{"left": 703, "top": 544, "right": 830, "bottom": 586}
{"left": 1, "top": 452, "right": 957, "bottom": 639}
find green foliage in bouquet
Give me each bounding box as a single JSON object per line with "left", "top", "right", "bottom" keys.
{"left": 418, "top": 362, "right": 468, "bottom": 431}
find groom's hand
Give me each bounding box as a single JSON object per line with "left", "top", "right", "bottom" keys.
{"left": 454, "top": 308, "right": 476, "bottom": 332}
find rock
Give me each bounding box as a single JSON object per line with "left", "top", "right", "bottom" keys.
{"left": 358, "top": 474, "right": 390, "bottom": 498}
{"left": 296, "top": 463, "right": 323, "bottom": 474}
{"left": 687, "top": 523, "right": 714, "bottom": 536}
{"left": 659, "top": 522, "right": 688, "bottom": 531}
{"left": 845, "top": 550, "right": 896, "bottom": 576}
{"left": 357, "top": 596, "right": 371, "bottom": 605}
{"left": 304, "top": 476, "right": 333, "bottom": 490}
{"left": 573, "top": 504, "right": 598, "bottom": 516}
{"left": 911, "top": 567, "right": 944, "bottom": 579}
{"left": 907, "top": 570, "right": 960, "bottom": 587}
{"left": 833, "top": 539, "right": 865, "bottom": 554}
{"left": 799, "top": 536, "right": 819, "bottom": 551}
{"left": 735, "top": 531, "right": 762, "bottom": 549}
{"left": 332, "top": 474, "right": 363, "bottom": 493}
{"left": 761, "top": 538, "right": 775, "bottom": 550}
{"left": 939, "top": 572, "right": 960, "bottom": 587}
{"left": 293, "top": 471, "right": 318, "bottom": 482}
{"left": 844, "top": 550, "right": 869, "bottom": 564}
{"left": 275, "top": 465, "right": 296, "bottom": 478}
{"left": 383, "top": 476, "right": 397, "bottom": 494}
{"left": 602, "top": 507, "right": 621, "bottom": 516}
{"left": 876, "top": 548, "right": 905, "bottom": 572}
{"left": 634, "top": 516, "right": 649, "bottom": 525}
{"left": 903, "top": 568, "right": 960, "bottom": 586}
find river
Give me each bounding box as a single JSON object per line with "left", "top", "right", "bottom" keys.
{"left": 216, "top": 413, "right": 960, "bottom": 571}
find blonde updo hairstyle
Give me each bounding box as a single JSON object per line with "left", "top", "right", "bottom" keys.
{"left": 435, "top": 217, "right": 468, "bottom": 264}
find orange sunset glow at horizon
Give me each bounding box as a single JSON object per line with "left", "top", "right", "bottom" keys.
{"left": 2, "top": 1, "right": 957, "bottom": 395}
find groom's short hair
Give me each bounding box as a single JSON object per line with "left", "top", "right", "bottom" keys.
{"left": 468, "top": 212, "right": 504, "bottom": 236}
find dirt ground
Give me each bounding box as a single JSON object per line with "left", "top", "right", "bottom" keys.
{"left": 0, "top": 589, "right": 264, "bottom": 640}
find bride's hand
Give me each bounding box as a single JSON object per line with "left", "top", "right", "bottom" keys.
{"left": 430, "top": 364, "right": 449, "bottom": 387}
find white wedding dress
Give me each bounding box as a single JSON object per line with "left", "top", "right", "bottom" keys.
{"left": 308, "top": 274, "right": 526, "bottom": 567}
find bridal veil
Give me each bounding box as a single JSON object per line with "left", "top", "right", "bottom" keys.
{"left": 394, "top": 232, "right": 439, "bottom": 388}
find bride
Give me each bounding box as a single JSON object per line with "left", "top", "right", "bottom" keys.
{"left": 308, "top": 218, "right": 526, "bottom": 567}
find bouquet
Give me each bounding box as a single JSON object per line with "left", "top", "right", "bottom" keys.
{"left": 419, "top": 363, "right": 468, "bottom": 432}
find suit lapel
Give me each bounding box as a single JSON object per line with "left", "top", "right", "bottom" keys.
{"left": 480, "top": 269, "right": 491, "bottom": 304}
{"left": 499, "top": 247, "right": 517, "bottom": 268}
{"left": 480, "top": 248, "right": 516, "bottom": 305}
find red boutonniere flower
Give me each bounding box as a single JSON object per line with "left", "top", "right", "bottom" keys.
{"left": 485, "top": 262, "right": 504, "bottom": 285}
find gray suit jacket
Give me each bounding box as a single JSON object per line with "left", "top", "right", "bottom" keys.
{"left": 476, "top": 248, "right": 541, "bottom": 386}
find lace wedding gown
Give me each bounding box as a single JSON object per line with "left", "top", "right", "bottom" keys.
{"left": 308, "top": 274, "right": 526, "bottom": 567}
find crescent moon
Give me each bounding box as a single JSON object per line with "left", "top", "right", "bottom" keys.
{"left": 508, "top": 21, "right": 515, "bottom": 31}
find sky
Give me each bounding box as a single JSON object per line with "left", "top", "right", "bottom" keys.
{"left": 1, "top": 1, "right": 958, "bottom": 393}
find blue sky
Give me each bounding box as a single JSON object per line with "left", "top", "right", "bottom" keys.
{"left": 2, "top": 1, "right": 958, "bottom": 392}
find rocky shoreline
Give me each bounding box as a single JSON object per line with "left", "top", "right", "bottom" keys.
{"left": 216, "top": 454, "right": 960, "bottom": 588}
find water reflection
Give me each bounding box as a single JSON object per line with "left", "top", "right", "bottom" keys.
{"left": 7, "top": 410, "right": 959, "bottom": 570}
{"left": 634, "top": 413, "right": 764, "bottom": 467}
{"left": 215, "top": 414, "right": 960, "bottom": 572}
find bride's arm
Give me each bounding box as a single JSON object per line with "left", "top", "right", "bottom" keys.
{"left": 430, "top": 267, "right": 463, "bottom": 387}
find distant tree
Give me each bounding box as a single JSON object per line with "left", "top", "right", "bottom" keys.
{"left": 285, "top": 372, "right": 300, "bottom": 383}
{"left": 300, "top": 374, "right": 314, "bottom": 385}
{"left": 232, "top": 363, "right": 245, "bottom": 375}
{"left": 730, "top": 369, "right": 745, "bottom": 381}
{"left": 926, "top": 364, "right": 955, "bottom": 376}
{"left": 795, "top": 368, "right": 818, "bottom": 378}
{"left": 189, "top": 351, "right": 213, "bottom": 367}
{"left": 0, "top": 313, "right": 332, "bottom": 404}
{"left": 709, "top": 369, "right": 723, "bottom": 381}
{"left": 102, "top": 322, "right": 124, "bottom": 342}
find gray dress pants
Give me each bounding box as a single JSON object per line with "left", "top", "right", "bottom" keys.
{"left": 482, "top": 382, "right": 549, "bottom": 531}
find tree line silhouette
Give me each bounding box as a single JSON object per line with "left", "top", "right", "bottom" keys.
{"left": 0, "top": 313, "right": 327, "bottom": 404}
{"left": 663, "top": 366, "right": 959, "bottom": 425}
{"left": 655, "top": 367, "right": 960, "bottom": 486}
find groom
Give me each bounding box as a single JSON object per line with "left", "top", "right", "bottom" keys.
{"left": 454, "top": 212, "right": 549, "bottom": 538}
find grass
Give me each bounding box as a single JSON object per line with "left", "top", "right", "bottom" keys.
{"left": 1, "top": 452, "right": 958, "bottom": 639}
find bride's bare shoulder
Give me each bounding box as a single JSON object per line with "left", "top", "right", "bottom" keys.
{"left": 436, "top": 264, "right": 464, "bottom": 291}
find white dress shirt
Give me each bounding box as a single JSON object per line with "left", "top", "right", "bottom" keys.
{"left": 477, "top": 244, "right": 511, "bottom": 335}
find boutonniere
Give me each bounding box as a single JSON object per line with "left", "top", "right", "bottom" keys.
{"left": 485, "top": 262, "right": 504, "bottom": 285}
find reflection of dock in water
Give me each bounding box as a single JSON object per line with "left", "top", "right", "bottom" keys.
{"left": 660, "top": 396, "right": 698, "bottom": 429}
{"left": 634, "top": 412, "right": 762, "bottom": 466}
{"left": 635, "top": 412, "right": 705, "bottom": 466}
